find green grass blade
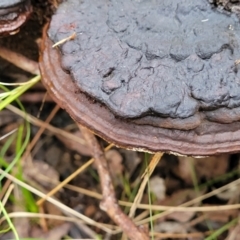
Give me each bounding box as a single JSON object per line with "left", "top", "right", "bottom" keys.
{"left": 0, "top": 75, "right": 40, "bottom": 111}
{"left": 204, "top": 218, "right": 238, "bottom": 240}
{"left": 0, "top": 201, "right": 20, "bottom": 240}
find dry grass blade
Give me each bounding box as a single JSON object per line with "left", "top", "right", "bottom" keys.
{"left": 0, "top": 212, "right": 98, "bottom": 238}
{"left": 22, "top": 104, "right": 60, "bottom": 162}
{"left": 0, "top": 168, "right": 115, "bottom": 233}
{"left": 65, "top": 184, "right": 102, "bottom": 200}
{"left": 37, "top": 143, "right": 114, "bottom": 206}
{"left": 151, "top": 230, "right": 212, "bottom": 239}
{"left": 60, "top": 183, "right": 240, "bottom": 212}
{"left": 0, "top": 46, "right": 39, "bottom": 75}
{"left": 129, "top": 152, "right": 163, "bottom": 219}
{"left": 0, "top": 212, "right": 78, "bottom": 225}
{"left": 0, "top": 184, "right": 14, "bottom": 213}
{"left": 52, "top": 32, "right": 76, "bottom": 48}
{"left": 0, "top": 179, "right": 12, "bottom": 200}
{"left": 6, "top": 104, "right": 86, "bottom": 145}
{"left": 141, "top": 153, "right": 163, "bottom": 179}
{"left": 0, "top": 128, "right": 18, "bottom": 141}
{"left": 1, "top": 184, "right": 14, "bottom": 207}
{"left": 136, "top": 177, "right": 240, "bottom": 225}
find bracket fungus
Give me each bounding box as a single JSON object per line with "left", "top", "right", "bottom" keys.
{"left": 0, "top": 0, "right": 32, "bottom": 36}
{"left": 40, "top": 0, "right": 240, "bottom": 156}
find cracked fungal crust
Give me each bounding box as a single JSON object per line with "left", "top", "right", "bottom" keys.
{"left": 40, "top": 36, "right": 240, "bottom": 156}
{"left": 48, "top": 0, "right": 240, "bottom": 128}
{"left": 0, "top": 0, "right": 32, "bottom": 36}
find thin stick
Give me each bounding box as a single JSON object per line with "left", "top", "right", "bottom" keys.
{"left": 7, "top": 104, "right": 86, "bottom": 145}
{"left": 0, "top": 46, "right": 39, "bottom": 75}
{"left": 0, "top": 179, "right": 12, "bottom": 200}
{"left": 0, "top": 184, "right": 14, "bottom": 216}
{"left": 78, "top": 124, "right": 149, "bottom": 240}
{"left": 21, "top": 104, "right": 60, "bottom": 162}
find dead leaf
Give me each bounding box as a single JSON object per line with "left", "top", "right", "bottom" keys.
{"left": 23, "top": 160, "right": 59, "bottom": 190}
{"left": 0, "top": 110, "right": 19, "bottom": 127}
{"left": 174, "top": 155, "right": 229, "bottom": 185}
{"left": 214, "top": 183, "right": 240, "bottom": 201}
{"left": 149, "top": 176, "right": 166, "bottom": 201}
{"left": 84, "top": 204, "right": 97, "bottom": 218}
{"left": 226, "top": 219, "right": 240, "bottom": 240}
{"left": 158, "top": 188, "right": 206, "bottom": 223}
{"left": 56, "top": 129, "right": 91, "bottom": 156}
{"left": 44, "top": 201, "right": 65, "bottom": 227}
{"left": 154, "top": 221, "right": 187, "bottom": 234}
{"left": 44, "top": 145, "right": 63, "bottom": 168}
{"left": 105, "top": 149, "right": 123, "bottom": 176}
{"left": 203, "top": 207, "right": 238, "bottom": 223}
{"left": 31, "top": 223, "right": 71, "bottom": 240}
{"left": 119, "top": 149, "right": 141, "bottom": 176}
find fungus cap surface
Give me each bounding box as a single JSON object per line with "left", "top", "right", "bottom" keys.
{"left": 0, "top": 0, "right": 31, "bottom": 36}
{"left": 40, "top": 0, "right": 240, "bottom": 156}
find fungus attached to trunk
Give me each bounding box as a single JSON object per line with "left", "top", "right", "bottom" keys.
{"left": 0, "top": 0, "right": 32, "bottom": 36}
{"left": 40, "top": 0, "right": 240, "bottom": 156}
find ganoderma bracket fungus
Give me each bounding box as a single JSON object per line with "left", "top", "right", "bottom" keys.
{"left": 0, "top": 0, "right": 32, "bottom": 36}
{"left": 40, "top": 0, "right": 240, "bottom": 156}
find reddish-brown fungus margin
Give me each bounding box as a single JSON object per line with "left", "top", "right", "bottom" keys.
{"left": 0, "top": 0, "right": 32, "bottom": 36}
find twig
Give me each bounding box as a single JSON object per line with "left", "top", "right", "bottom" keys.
{"left": 6, "top": 104, "right": 86, "bottom": 145}
{"left": 0, "top": 184, "right": 14, "bottom": 212}
{"left": 0, "top": 179, "right": 12, "bottom": 200}
{"left": 78, "top": 124, "right": 149, "bottom": 240}
{"left": 0, "top": 46, "right": 39, "bottom": 75}
{"left": 21, "top": 104, "right": 60, "bottom": 163}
